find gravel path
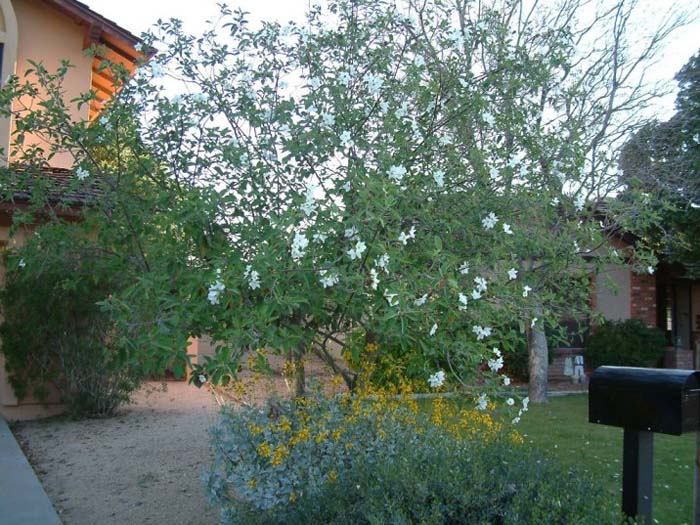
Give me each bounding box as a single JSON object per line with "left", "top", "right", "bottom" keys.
{"left": 12, "top": 382, "right": 221, "bottom": 525}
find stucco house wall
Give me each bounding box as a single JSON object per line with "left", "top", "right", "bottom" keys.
{"left": 11, "top": 0, "right": 93, "bottom": 168}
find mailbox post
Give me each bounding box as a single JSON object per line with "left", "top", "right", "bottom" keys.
{"left": 589, "top": 366, "right": 700, "bottom": 523}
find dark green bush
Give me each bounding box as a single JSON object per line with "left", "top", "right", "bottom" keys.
{"left": 0, "top": 225, "right": 147, "bottom": 418}
{"left": 585, "top": 319, "right": 666, "bottom": 369}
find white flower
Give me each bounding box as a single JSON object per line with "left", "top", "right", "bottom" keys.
{"left": 18, "top": 258, "right": 26, "bottom": 268}
{"left": 319, "top": 269, "right": 340, "bottom": 288}
{"left": 239, "top": 153, "right": 249, "bottom": 165}
{"left": 508, "top": 156, "right": 520, "bottom": 168}
{"left": 428, "top": 370, "right": 445, "bottom": 388}
{"left": 492, "top": 347, "right": 502, "bottom": 358}
{"left": 482, "top": 111, "right": 495, "bottom": 126}
{"left": 338, "top": 71, "right": 351, "bottom": 86}
{"left": 503, "top": 376, "right": 511, "bottom": 386}
{"left": 550, "top": 197, "right": 560, "bottom": 207}
{"left": 487, "top": 356, "right": 504, "bottom": 372}
{"left": 376, "top": 253, "right": 390, "bottom": 272}
{"left": 150, "top": 62, "right": 165, "bottom": 78}
{"left": 99, "top": 116, "right": 112, "bottom": 131}
{"left": 300, "top": 189, "right": 319, "bottom": 217}
{"left": 342, "top": 181, "right": 351, "bottom": 192}
{"left": 522, "top": 396, "right": 530, "bottom": 411}
{"left": 574, "top": 194, "right": 585, "bottom": 212}
{"left": 531, "top": 317, "right": 538, "bottom": 328}
{"left": 384, "top": 289, "right": 399, "bottom": 307}
{"left": 489, "top": 166, "right": 499, "bottom": 180}
{"left": 482, "top": 212, "right": 498, "bottom": 230}
{"left": 414, "top": 55, "right": 425, "bottom": 67}
{"left": 476, "top": 394, "right": 488, "bottom": 411}
{"left": 414, "top": 294, "right": 428, "bottom": 306}
{"left": 313, "top": 233, "right": 328, "bottom": 243}
{"left": 691, "top": 202, "right": 700, "bottom": 209}
{"left": 75, "top": 167, "right": 89, "bottom": 180}
{"left": 506, "top": 398, "right": 515, "bottom": 406}
{"left": 429, "top": 323, "right": 438, "bottom": 337}
{"left": 291, "top": 232, "right": 309, "bottom": 260}
{"left": 438, "top": 134, "right": 452, "bottom": 146}
{"left": 388, "top": 165, "right": 407, "bottom": 183}
{"left": 507, "top": 268, "right": 518, "bottom": 280}
{"left": 502, "top": 223, "right": 513, "bottom": 235}
{"left": 198, "top": 374, "right": 207, "bottom": 384}
{"left": 458, "top": 293, "right": 468, "bottom": 311}
{"left": 207, "top": 280, "right": 226, "bottom": 305}
{"left": 244, "top": 265, "right": 261, "bottom": 290}
{"left": 379, "top": 101, "right": 390, "bottom": 114}
{"left": 522, "top": 285, "right": 532, "bottom": 297}
{"left": 321, "top": 112, "right": 335, "bottom": 126}
{"left": 512, "top": 416, "right": 521, "bottom": 425}
{"left": 471, "top": 289, "right": 482, "bottom": 300}
{"left": 394, "top": 102, "right": 409, "bottom": 118}
{"left": 363, "top": 72, "right": 383, "bottom": 96}
{"left": 433, "top": 169, "right": 445, "bottom": 187}
{"left": 459, "top": 262, "right": 470, "bottom": 275}
{"left": 474, "top": 276, "right": 487, "bottom": 293}
{"left": 398, "top": 226, "right": 416, "bottom": 245}
{"left": 344, "top": 226, "right": 358, "bottom": 239}
{"left": 347, "top": 240, "right": 367, "bottom": 260}
{"left": 647, "top": 266, "right": 655, "bottom": 275}
{"left": 370, "top": 268, "right": 380, "bottom": 290}
{"left": 472, "top": 325, "right": 492, "bottom": 340}
{"left": 309, "top": 76, "right": 321, "bottom": 89}
{"left": 339, "top": 130, "right": 354, "bottom": 148}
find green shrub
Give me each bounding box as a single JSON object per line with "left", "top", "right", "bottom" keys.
{"left": 205, "top": 392, "right": 619, "bottom": 524}
{"left": 585, "top": 319, "right": 666, "bottom": 369}
{"left": 0, "top": 225, "right": 147, "bottom": 418}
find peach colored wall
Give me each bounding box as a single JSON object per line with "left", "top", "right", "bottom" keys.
{"left": 0, "top": 1, "right": 18, "bottom": 163}
{"left": 10, "top": 0, "right": 93, "bottom": 169}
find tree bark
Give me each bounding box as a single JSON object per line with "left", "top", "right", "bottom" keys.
{"left": 293, "top": 344, "right": 305, "bottom": 398}
{"left": 528, "top": 306, "right": 548, "bottom": 404}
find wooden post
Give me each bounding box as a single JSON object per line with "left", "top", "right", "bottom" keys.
{"left": 694, "top": 341, "right": 699, "bottom": 525}
{"left": 622, "top": 429, "right": 653, "bottom": 523}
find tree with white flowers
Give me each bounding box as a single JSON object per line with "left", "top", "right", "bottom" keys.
{"left": 1, "top": 0, "right": 672, "bottom": 408}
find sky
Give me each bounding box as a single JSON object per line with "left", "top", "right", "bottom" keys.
{"left": 84, "top": 0, "right": 700, "bottom": 115}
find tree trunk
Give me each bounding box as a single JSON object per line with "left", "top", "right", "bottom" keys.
{"left": 528, "top": 306, "right": 548, "bottom": 404}
{"left": 293, "top": 344, "right": 305, "bottom": 398}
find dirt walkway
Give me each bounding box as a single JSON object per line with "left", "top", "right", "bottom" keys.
{"left": 12, "top": 382, "right": 220, "bottom": 525}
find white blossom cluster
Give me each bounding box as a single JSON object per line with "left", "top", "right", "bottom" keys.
{"left": 512, "top": 397, "right": 530, "bottom": 424}
{"left": 319, "top": 269, "right": 339, "bottom": 288}
{"left": 428, "top": 369, "right": 445, "bottom": 388}
{"left": 487, "top": 347, "right": 504, "bottom": 372}
{"left": 398, "top": 226, "right": 416, "bottom": 245}
{"left": 244, "top": 265, "right": 260, "bottom": 290}
{"left": 472, "top": 325, "right": 492, "bottom": 340}
{"left": 208, "top": 271, "right": 225, "bottom": 305}
{"left": 388, "top": 165, "right": 407, "bottom": 183}
{"left": 291, "top": 232, "right": 309, "bottom": 260}
{"left": 482, "top": 212, "right": 498, "bottom": 230}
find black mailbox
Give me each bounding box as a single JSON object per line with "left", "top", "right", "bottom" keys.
{"left": 589, "top": 366, "right": 700, "bottom": 435}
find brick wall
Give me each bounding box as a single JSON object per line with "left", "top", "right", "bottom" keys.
{"left": 630, "top": 273, "right": 656, "bottom": 327}
{"left": 664, "top": 348, "right": 694, "bottom": 369}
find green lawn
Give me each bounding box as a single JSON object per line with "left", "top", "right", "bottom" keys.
{"left": 516, "top": 394, "right": 696, "bottom": 525}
